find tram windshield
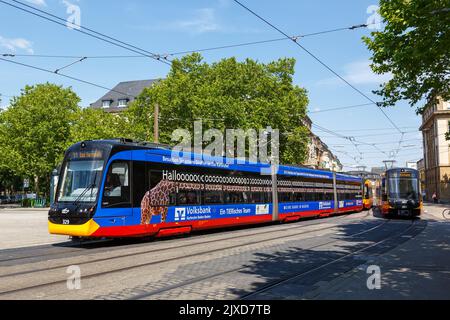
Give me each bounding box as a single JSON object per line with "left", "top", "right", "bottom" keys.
{"left": 57, "top": 153, "right": 104, "bottom": 203}
{"left": 388, "top": 176, "right": 419, "bottom": 200}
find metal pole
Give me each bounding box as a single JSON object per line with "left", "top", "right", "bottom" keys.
{"left": 154, "top": 103, "right": 159, "bottom": 144}
{"left": 333, "top": 171, "right": 338, "bottom": 213}
{"left": 271, "top": 161, "right": 279, "bottom": 221}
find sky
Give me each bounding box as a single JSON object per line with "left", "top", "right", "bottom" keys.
{"left": 0, "top": 0, "right": 424, "bottom": 171}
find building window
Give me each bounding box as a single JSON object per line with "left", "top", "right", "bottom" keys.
{"left": 102, "top": 100, "right": 111, "bottom": 108}
{"left": 118, "top": 99, "right": 128, "bottom": 108}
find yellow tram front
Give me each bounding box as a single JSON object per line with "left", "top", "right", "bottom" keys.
{"left": 380, "top": 168, "right": 422, "bottom": 218}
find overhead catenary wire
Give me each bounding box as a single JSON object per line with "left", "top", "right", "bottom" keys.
{"left": 319, "top": 130, "right": 419, "bottom": 139}
{"left": 0, "top": 57, "right": 135, "bottom": 98}
{"left": 312, "top": 123, "right": 389, "bottom": 153}
{"left": 232, "top": 0, "right": 404, "bottom": 136}
{"left": 0, "top": 0, "right": 171, "bottom": 66}
{"left": 308, "top": 103, "right": 376, "bottom": 114}
{"left": 0, "top": 22, "right": 375, "bottom": 61}
{"left": 54, "top": 56, "right": 87, "bottom": 74}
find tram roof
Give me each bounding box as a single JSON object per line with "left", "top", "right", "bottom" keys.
{"left": 73, "top": 139, "right": 361, "bottom": 182}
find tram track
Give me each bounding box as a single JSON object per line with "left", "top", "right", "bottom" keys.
{"left": 0, "top": 210, "right": 368, "bottom": 266}
{"left": 126, "top": 218, "right": 391, "bottom": 300}
{"left": 0, "top": 211, "right": 373, "bottom": 297}
{"left": 126, "top": 219, "right": 426, "bottom": 300}
{"left": 239, "top": 219, "right": 424, "bottom": 300}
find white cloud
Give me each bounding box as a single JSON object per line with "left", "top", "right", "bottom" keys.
{"left": 170, "top": 8, "right": 220, "bottom": 34}
{"left": 0, "top": 36, "right": 34, "bottom": 54}
{"left": 25, "top": 0, "right": 47, "bottom": 6}
{"left": 132, "top": 6, "right": 261, "bottom": 35}
{"left": 317, "top": 60, "right": 392, "bottom": 86}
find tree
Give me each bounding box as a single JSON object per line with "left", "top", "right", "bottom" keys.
{"left": 363, "top": 0, "right": 450, "bottom": 113}
{"left": 126, "top": 53, "right": 310, "bottom": 165}
{"left": 0, "top": 83, "right": 80, "bottom": 196}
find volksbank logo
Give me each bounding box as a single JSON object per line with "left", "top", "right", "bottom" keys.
{"left": 319, "top": 202, "right": 332, "bottom": 210}
{"left": 175, "top": 208, "right": 186, "bottom": 221}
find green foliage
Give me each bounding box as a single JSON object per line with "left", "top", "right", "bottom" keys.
{"left": 126, "top": 53, "right": 310, "bottom": 164}
{"left": 69, "top": 108, "right": 127, "bottom": 143}
{"left": 0, "top": 83, "right": 80, "bottom": 194}
{"left": 363, "top": 0, "right": 450, "bottom": 113}
{"left": 3, "top": 84, "right": 77, "bottom": 174}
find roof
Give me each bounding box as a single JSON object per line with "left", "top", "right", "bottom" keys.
{"left": 90, "top": 79, "right": 159, "bottom": 110}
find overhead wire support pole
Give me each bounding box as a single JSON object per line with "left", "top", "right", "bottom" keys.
{"left": 232, "top": 0, "right": 403, "bottom": 135}
{"left": 154, "top": 104, "right": 159, "bottom": 144}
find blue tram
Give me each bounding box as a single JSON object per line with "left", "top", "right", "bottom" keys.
{"left": 49, "top": 139, "right": 364, "bottom": 238}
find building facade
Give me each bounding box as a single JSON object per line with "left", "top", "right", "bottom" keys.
{"left": 417, "top": 158, "right": 426, "bottom": 199}
{"left": 419, "top": 96, "right": 450, "bottom": 202}
{"left": 301, "top": 116, "right": 343, "bottom": 171}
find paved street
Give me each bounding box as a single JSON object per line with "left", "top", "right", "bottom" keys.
{"left": 0, "top": 207, "right": 64, "bottom": 249}
{"left": 0, "top": 204, "right": 449, "bottom": 300}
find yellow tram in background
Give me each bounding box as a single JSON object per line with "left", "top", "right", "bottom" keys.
{"left": 347, "top": 171, "right": 382, "bottom": 210}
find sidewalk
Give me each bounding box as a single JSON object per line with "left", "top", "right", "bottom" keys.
{"left": 310, "top": 203, "right": 450, "bottom": 299}
{"left": 422, "top": 202, "right": 450, "bottom": 221}
{"left": 0, "top": 205, "right": 50, "bottom": 212}
{"left": 0, "top": 207, "right": 65, "bottom": 249}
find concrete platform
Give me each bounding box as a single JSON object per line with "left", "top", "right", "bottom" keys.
{"left": 0, "top": 207, "right": 66, "bottom": 249}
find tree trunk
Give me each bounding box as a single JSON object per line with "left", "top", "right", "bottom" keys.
{"left": 34, "top": 176, "right": 40, "bottom": 198}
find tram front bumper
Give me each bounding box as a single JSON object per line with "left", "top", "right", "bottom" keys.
{"left": 48, "top": 219, "right": 100, "bottom": 237}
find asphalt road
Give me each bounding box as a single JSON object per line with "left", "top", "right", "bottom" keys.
{"left": 0, "top": 204, "right": 449, "bottom": 300}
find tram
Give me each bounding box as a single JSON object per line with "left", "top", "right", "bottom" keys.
{"left": 347, "top": 171, "right": 382, "bottom": 210}
{"left": 379, "top": 168, "right": 422, "bottom": 218}
{"left": 49, "top": 139, "right": 364, "bottom": 238}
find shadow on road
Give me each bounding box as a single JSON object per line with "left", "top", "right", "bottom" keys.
{"left": 224, "top": 217, "right": 431, "bottom": 300}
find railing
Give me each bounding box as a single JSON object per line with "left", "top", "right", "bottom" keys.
{"left": 21, "top": 198, "right": 47, "bottom": 208}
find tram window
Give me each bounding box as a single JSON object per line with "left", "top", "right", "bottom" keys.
{"left": 225, "top": 192, "right": 249, "bottom": 204}
{"left": 203, "top": 191, "right": 223, "bottom": 204}
{"left": 316, "top": 192, "right": 325, "bottom": 201}
{"left": 132, "top": 161, "right": 147, "bottom": 206}
{"left": 177, "top": 190, "right": 201, "bottom": 205}
{"left": 251, "top": 192, "right": 264, "bottom": 203}
{"left": 102, "top": 161, "right": 130, "bottom": 208}
{"left": 279, "top": 192, "right": 293, "bottom": 203}
{"left": 169, "top": 192, "right": 177, "bottom": 205}
{"left": 149, "top": 171, "right": 163, "bottom": 189}
{"left": 324, "top": 192, "right": 333, "bottom": 201}
{"left": 293, "top": 192, "right": 304, "bottom": 202}
{"left": 304, "top": 192, "right": 315, "bottom": 202}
